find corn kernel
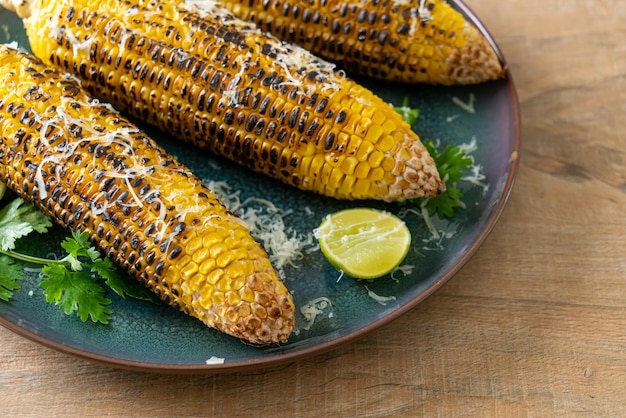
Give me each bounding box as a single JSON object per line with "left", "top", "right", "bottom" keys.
{"left": 207, "top": 268, "right": 223, "bottom": 285}
{"left": 192, "top": 246, "right": 210, "bottom": 264}
{"left": 227, "top": 292, "right": 241, "bottom": 306}
{"left": 225, "top": 307, "right": 239, "bottom": 323}
{"left": 212, "top": 292, "right": 225, "bottom": 306}
{"left": 354, "top": 178, "right": 371, "bottom": 195}
{"left": 328, "top": 167, "right": 344, "bottom": 191}
{"left": 367, "top": 150, "right": 385, "bottom": 168}
{"left": 340, "top": 156, "right": 358, "bottom": 175}
{"left": 217, "top": 276, "right": 232, "bottom": 292}
{"left": 203, "top": 233, "right": 223, "bottom": 249}
{"left": 338, "top": 175, "right": 356, "bottom": 196}
{"left": 354, "top": 162, "right": 371, "bottom": 179}
{"left": 242, "top": 287, "right": 255, "bottom": 303}
{"left": 225, "top": 261, "right": 244, "bottom": 280}
{"left": 209, "top": 243, "right": 227, "bottom": 259}
{"left": 237, "top": 303, "right": 251, "bottom": 318}
{"left": 232, "top": 275, "right": 246, "bottom": 291}
{"left": 254, "top": 304, "right": 268, "bottom": 319}
{"left": 198, "top": 258, "right": 216, "bottom": 275}
{"left": 216, "top": 251, "right": 234, "bottom": 268}
{"left": 377, "top": 135, "right": 395, "bottom": 153}
{"left": 364, "top": 124, "right": 384, "bottom": 144}
{"left": 370, "top": 167, "right": 385, "bottom": 182}
{"left": 180, "top": 261, "right": 199, "bottom": 281}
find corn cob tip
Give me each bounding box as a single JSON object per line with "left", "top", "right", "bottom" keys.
{"left": 447, "top": 23, "right": 505, "bottom": 85}
{"left": 384, "top": 131, "right": 445, "bottom": 202}
{"left": 190, "top": 270, "right": 295, "bottom": 345}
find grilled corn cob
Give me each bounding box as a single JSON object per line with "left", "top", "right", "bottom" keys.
{"left": 0, "top": 44, "right": 294, "bottom": 345}
{"left": 219, "top": 0, "right": 505, "bottom": 85}
{"left": 2, "top": 0, "right": 444, "bottom": 202}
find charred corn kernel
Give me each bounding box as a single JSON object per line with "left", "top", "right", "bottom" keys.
{"left": 0, "top": 45, "right": 294, "bottom": 345}
{"left": 237, "top": 303, "right": 251, "bottom": 318}
{"left": 219, "top": 0, "right": 505, "bottom": 85}
{"left": 3, "top": 0, "right": 444, "bottom": 202}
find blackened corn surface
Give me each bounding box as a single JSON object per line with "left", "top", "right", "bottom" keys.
{"left": 8, "top": 0, "right": 444, "bottom": 201}
{"left": 0, "top": 44, "right": 294, "bottom": 345}
{"left": 221, "top": 0, "right": 505, "bottom": 84}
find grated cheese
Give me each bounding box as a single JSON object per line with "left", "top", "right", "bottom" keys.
{"left": 452, "top": 93, "right": 476, "bottom": 114}
{"left": 299, "top": 297, "right": 333, "bottom": 331}
{"left": 185, "top": 0, "right": 344, "bottom": 96}
{"left": 391, "top": 264, "right": 415, "bottom": 281}
{"left": 203, "top": 180, "right": 315, "bottom": 277}
{"left": 205, "top": 356, "right": 225, "bottom": 364}
{"left": 7, "top": 57, "right": 222, "bottom": 260}
{"left": 364, "top": 286, "right": 397, "bottom": 306}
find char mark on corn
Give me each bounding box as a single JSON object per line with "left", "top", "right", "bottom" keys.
{"left": 6, "top": 0, "right": 444, "bottom": 201}
{"left": 219, "top": 0, "right": 505, "bottom": 85}
{"left": 0, "top": 44, "right": 294, "bottom": 345}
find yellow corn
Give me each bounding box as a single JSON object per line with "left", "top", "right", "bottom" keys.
{"left": 220, "top": 0, "right": 505, "bottom": 85}
{"left": 2, "top": 0, "right": 444, "bottom": 202}
{"left": 0, "top": 44, "right": 294, "bottom": 345}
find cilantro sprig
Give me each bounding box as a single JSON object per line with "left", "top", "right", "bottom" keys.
{"left": 0, "top": 192, "right": 157, "bottom": 324}
{"left": 395, "top": 96, "right": 420, "bottom": 126}
{"left": 421, "top": 139, "right": 473, "bottom": 218}
{"left": 394, "top": 98, "right": 474, "bottom": 219}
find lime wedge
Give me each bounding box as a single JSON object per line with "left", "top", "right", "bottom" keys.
{"left": 315, "top": 208, "right": 411, "bottom": 279}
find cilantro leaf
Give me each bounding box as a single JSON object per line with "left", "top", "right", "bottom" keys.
{"left": 394, "top": 96, "right": 420, "bottom": 126}
{"left": 0, "top": 255, "right": 23, "bottom": 302}
{"left": 60, "top": 231, "right": 100, "bottom": 270}
{"left": 420, "top": 139, "right": 473, "bottom": 219}
{"left": 0, "top": 197, "right": 52, "bottom": 251}
{"left": 393, "top": 96, "right": 476, "bottom": 220}
{"left": 92, "top": 257, "right": 158, "bottom": 303}
{"left": 424, "top": 140, "right": 473, "bottom": 185}
{"left": 0, "top": 196, "right": 159, "bottom": 323}
{"left": 41, "top": 263, "right": 113, "bottom": 324}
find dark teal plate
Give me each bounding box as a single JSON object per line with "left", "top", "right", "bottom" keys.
{"left": 0, "top": 1, "right": 520, "bottom": 373}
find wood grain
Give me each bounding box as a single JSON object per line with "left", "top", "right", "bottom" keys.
{"left": 1, "top": 0, "right": 626, "bottom": 416}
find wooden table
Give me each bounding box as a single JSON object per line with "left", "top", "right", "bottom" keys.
{"left": 1, "top": 0, "right": 625, "bottom": 416}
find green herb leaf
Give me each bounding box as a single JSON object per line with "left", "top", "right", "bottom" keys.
{"left": 394, "top": 96, "right": 420, "bottom": 126}
{"left": 421, "top": 139, "right": 473, "bottom": 219}
{"left": 0, "top": 197, "right": 52, "bottom": 251}
{"left": 393, "top": 97, "right": 475, "bottom": 220}
{"left": 59, "top": 231, "right": 100, "bottom": 270}
{"left": 0, "top": 197, "right": 158, "bottom": 322}
{"left": 92, "top": 257, "right": 158, "bottom": 303}
{"left": 424, "top": 140, "right": 473, "bottom": 185}
{"left": 0, "top": 255, "right": 23, "bottom": 302}
{"left": 41, "top": 263, "right": 112, "bottom": 324}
